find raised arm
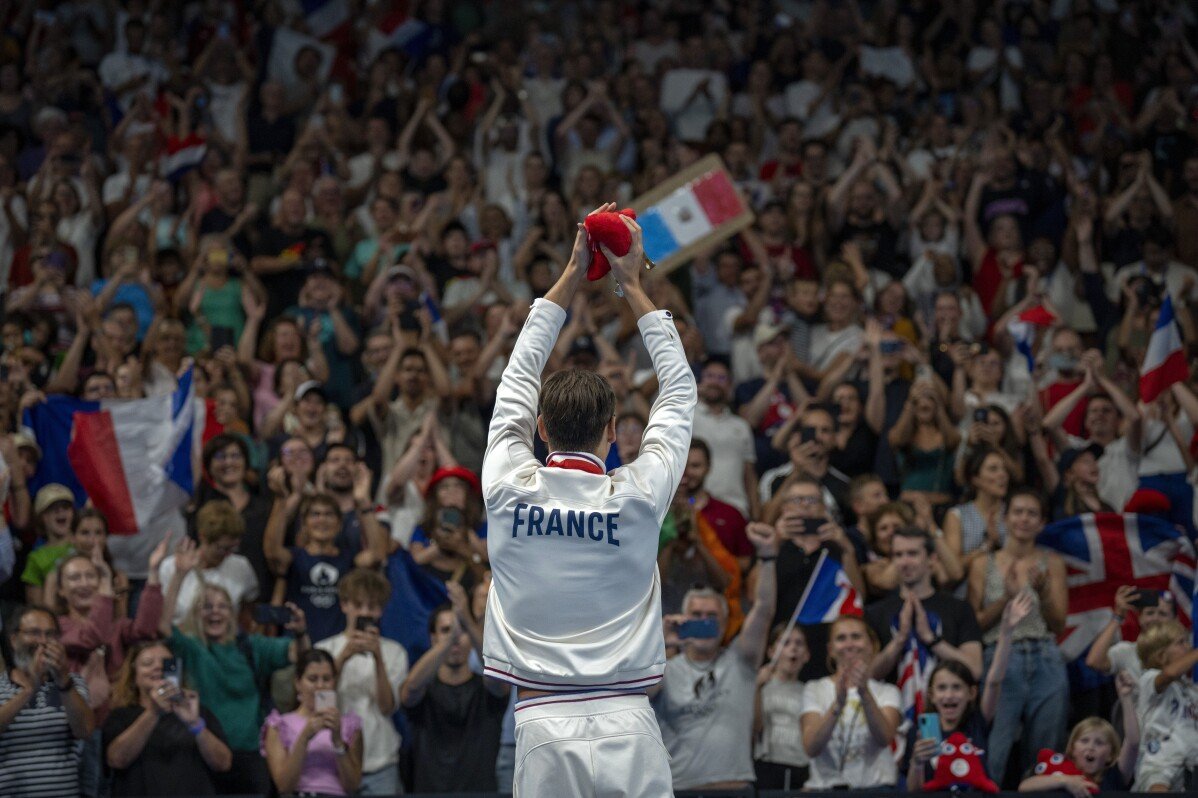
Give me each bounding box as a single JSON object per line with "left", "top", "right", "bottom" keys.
{"left": 603, "top": 218, "right": 699, "bottom": 514}
{"left": 732, "top": 523, "right": 779, "bottom": 664}
{"left": 481, "top": 238, "right": 588, "bottom": 488}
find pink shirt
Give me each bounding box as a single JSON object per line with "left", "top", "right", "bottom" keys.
{"left": 260, "top": 709, "right": 363, "bottom": 797}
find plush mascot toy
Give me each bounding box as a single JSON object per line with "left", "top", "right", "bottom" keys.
{"left": 1030, "top": 749, "right": 1099, "bottom": 793}
{"left": 582, "top": 208, "right": 637, "bottom": 281}
{"left": 921, "top": 732, "right": 999, "bottom": 793}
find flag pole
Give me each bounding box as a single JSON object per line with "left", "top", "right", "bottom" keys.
{"left": 768, "top": 549, "right": 827, "bottom": 670}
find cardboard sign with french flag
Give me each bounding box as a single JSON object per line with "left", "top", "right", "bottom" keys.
{"left": 632, "top": 155, "right": 754, "bottom": 275}
{"left": 1140, "top": 294, "right": 1188, "bottom": 403}
{"left": 24, "top": 369, "right": 197, "bottom": 534}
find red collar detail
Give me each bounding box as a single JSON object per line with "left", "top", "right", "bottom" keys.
{"left": 545, "top": 452, "right": 606, "bottom": 475}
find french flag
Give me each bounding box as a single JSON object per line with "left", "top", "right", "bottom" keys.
{"left": 1140, "top": 294, "right": 1188, "bottom": 403}
{"left": 1007, "top": 304, "right": 1055, "bottom": 373}
{"left": 364, "top": 5, "right": 424, "bottom": 62}
{"left": 24, "top": 369, "right": 197, "bottom": 534}
{"left": 302, "top": 0, "right": 350, "bottom": 39}
{"left": 160, "top": 133, "right": 207, "bottom": 183}
{"left": 639, "top": 164, "right": 749, "bottom": 269}
{"left": 790, "top": 549, "right": 863, "bottom": 624}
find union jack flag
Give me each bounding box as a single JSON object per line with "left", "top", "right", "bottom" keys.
{"left": 1038, "top": 513, "right": 1195, "bottom": 662}
{"left": 892, "top": 610, "right": 944, "bottom": 762}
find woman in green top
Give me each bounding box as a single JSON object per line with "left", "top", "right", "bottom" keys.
{"left": 169, "top": 570, "right": 309, "bottom": 796}
{"left": 174, "top": 236, "right": 266, "bottom": 354}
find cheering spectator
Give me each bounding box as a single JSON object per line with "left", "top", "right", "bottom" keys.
{"left": 264, "top": 482, "right": 387, "bottom": 644}
{"left": 693, "top": 356, "right": 758, "bottom": 518}
{"left": 261, "top": 649, "right": 363, "bottom": 797}
{"left": 314, "top": 568, "right": 409, "bottom": 795}
{"left": 20, "top": 483, "right": 76, "bottom": 604}
{"left": 400, "top": 601, "right": 508, "bottom": 793}
{"left": 967, "top": 488, "right": 1069, "bottom": 782}
{"left": 753, "top": 624, "right": 811, "bottom": 789}
{"left": 800, "top": 615, "right": 902, "bottom": 790}
{"left": 169, "top": 581, "right": 309, "bottom": 796}
{"left": 1129, "top": 620, "right": 1198, "bottom": 792}
{"left": 159, "top": 500, "right": 257, "bottom": 626}
{"left": 653, "top": 521, "right": 778, "bottom": 791}
{"left": 0, "top": 606, "right": 94, "bottom": 797}
{"left": 906, "top": 592, "right": 1032, "bottom": 790}
{"left": 103, "top": 641, "right": 232, "bottom": 796}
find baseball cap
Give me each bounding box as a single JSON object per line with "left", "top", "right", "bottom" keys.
{"left": 294, "top": 380, "right": 328, "bottom": 402}
{"left": 34, "top": 483, "right": 74, "bottom": 516}
{"left": 568, "top": 335, "right": 599, "bottom": 360}
{"left": 12, "top": 431, "right": 42, "bottom": 460}
{"left": 753, "top": 320, "right": 789, "bottom": 347}
{"left": 425, "top": 466, "right": 481, "bottom": 498}
{"left": 386, "top": 264, "right": 416, "bottom": 282}
{"left": 1058, "top": 443, "right": 1103, "bottom": 474}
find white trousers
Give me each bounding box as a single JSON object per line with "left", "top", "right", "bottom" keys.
{"left": 513, "top": 692, "right": 674, "bottom": 798}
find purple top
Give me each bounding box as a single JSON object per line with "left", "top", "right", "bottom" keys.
{"left": 260, "top": 709, "right": 363, "bottom": 796}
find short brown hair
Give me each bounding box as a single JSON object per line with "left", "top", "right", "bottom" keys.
{"left": 539, "top": 368, "right": 615, "bottom": 452}
{"left": 196, "top": 499, "right": 245, "bottom": 544}
{"left": 338, "top": 568, "right": 391, "bottom": 606}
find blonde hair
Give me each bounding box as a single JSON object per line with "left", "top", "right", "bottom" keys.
{"left": 180, "top": 583, "right": 236, "bottom": 644}
{"left": 111, "top": 641, "right": 173, "bottom": 708}
{"left": 1136, "top": 619, "right": 1187, "bottom": 670}
{"left": 1066, "top": 717, "right": 1120, "bottom": 772}
{"left": 827, "top": 614, "right": 879, "bottom": 671}
{"left": 196, "top": 499, "right": 245, "bottom": 544}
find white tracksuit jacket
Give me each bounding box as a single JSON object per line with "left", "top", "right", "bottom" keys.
{"left": 481, "top": 297, "right": 696, "bottom": 691}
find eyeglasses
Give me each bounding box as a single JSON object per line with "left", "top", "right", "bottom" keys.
{"left": 212, "top": 450, "right": 244, "bottom": 462}
{"left": 281, "top": 447, "right": 312, "bottom": 458}
{"left": 784, "top": 495, "right": 822, "bottom": 506}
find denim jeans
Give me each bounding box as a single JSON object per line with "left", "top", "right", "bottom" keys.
{"left": 359, "top": 763, "right": 402, "bottom": 794}
{"left": 983, "top": 637, "right": 1069, "bottom": 786}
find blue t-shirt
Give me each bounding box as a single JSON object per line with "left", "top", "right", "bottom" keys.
{"left": 284, "top": 547, "right": 355, "bottom": 644}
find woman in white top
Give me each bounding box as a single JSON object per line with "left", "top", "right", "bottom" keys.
{"left": 809, "top": 278, "right": 864, "bottom": 377}
{"left": 800, "top": 614, "right": 902, "bottom": 789}
{"left": 754, "top": 624, "right": 810, "bottom": 789}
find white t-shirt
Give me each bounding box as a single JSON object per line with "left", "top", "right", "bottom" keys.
{"left": 1133, "top": 668, "right": 1198, "bottom": 789}
{"left": 691, "top": 403, "right": 755, "bottom": 516}
{"left": 1066, "top": 433, "right": 1139, "bottom": 512}
{"left": 158, "top": 553, "right": 258, "bottom": 625}
{"left": 809, "top": 324, "right": 863, "bottom": 371}
{"left": 756, "top": 679, "right": 809, "bottom": 767}
{"left": 315, "top": 632, "right": 409, "bottom": 773}
{"left": 801, "top": 676, "right": 901, "bottom": 788}
{"left": 1108, "top": 640, "right": 1142, "bottom": 684}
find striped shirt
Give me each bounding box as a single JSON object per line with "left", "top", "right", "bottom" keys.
{"left": 0, "top": 672, "right": 89, "bottom": 797}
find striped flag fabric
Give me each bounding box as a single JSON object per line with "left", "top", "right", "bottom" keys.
{"left": 160, "top": 133, "right": 207, "bottom": 183}
{"left": 1038, "top": 512, "right": 1194, "bottom": 661}
{"left": 1140, "top": 294, "right": 1188, "bottom": 403}
{"left": 24, "top": 369, "right": 197, "bottom": 534}
{"left": 790, "top": 549, "right": 863, "bottom": 624}
{"left": 1007, "top": 304, "right": 1055, "bottom": 372}
{"left": 301, "top": 0, "right": 350, "bottom": 39}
